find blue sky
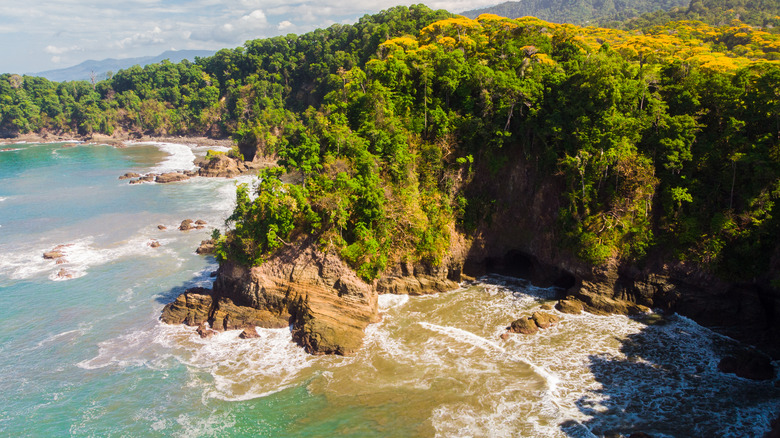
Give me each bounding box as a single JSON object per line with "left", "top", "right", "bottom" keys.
{"left": 0, "top": 0, "right": 496, "bottom": 75}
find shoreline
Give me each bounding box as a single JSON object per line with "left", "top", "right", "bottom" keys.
{"left": 1, "top": 132, "right": 234, "bottom": 148}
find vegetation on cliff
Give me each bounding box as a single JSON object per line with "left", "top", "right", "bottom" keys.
{"left": 2, "top": 3, "right": 779, "bottom": 288}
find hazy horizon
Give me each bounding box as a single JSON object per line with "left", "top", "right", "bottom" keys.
{"left": 0, "top": 0, "right": 496, "bottom": 75}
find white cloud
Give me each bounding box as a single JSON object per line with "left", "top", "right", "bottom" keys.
{"left": 44, "top": 44, "right": 81, "bottom": 55}
{"left": 2, "top": 0, "right": 497, "bottom": 73}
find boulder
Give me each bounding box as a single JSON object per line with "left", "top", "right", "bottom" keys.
{"left": 195, "top": 219, "right": 207, "bottom": 225}
{"left": 509, "top": 317, "right": 538, "bottom": 335}
{"left": 158, "top": 225, "right": 167, "bottom": 230}
{"left": 556, "top": 299, "right": 584, "bottom": 314}
{"left": 718, "top": 349, "right": 775, "bottom": 380}
{"left": 179, "top": 219, "right": 194, "bottom": 231}
{"left": 532, "top": 311, "right": 560, "bottom": 329}
{"left": 196, "top": 239, "right": 215, "bottom": 255}
{"left": 198, "top": 154, "right": 241, "bottom": 178}
{"left": 155, "top": 172, "right": 190, "bottom": 184}
{"left": 239, "top": 326, "right": 260, "bottom": 339}
{"left": 55, "top": 258, "right": 68, "bottom": 265}
{"left": 149, "top": 240, "right": 160, "bottom": 248}
{"left": 56, "top": 268, "right": 73, "bottom": 279}
{"left": 119, "top": 172, "right": 141, "bottom": 180}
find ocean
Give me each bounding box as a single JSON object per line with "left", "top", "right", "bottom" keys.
{"left": 0, "top": 141, "right": 777, "bottom": 437}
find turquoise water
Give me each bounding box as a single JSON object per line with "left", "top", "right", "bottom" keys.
{"left": 0, "top": 142, "right": 778, "bottom": 437}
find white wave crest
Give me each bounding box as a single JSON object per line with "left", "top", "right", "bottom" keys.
{"left": 135, "top": 142, "right": 198, "bottom": 173}
{"left": 0, "top": 235, "right": 174, "bottom": 282}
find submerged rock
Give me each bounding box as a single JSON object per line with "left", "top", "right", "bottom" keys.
{"left": 56, "top": 268, "right": 72, "bottom": 279}
{"left": 118, "top": 172, "right": 141, "bottom": 180}
{"left": 718, "top": 349, "right": 775, "bottom": 380}
{"left": 149, "top": 240, "right": 160, "bottom": 248}
{"left": 158, "top": 225, "right": 167, "bottom": 230}
{"left": 238, "top": 326, "right": 260, "bottom": 339}
{"left": 43, "top": 251, "right": 64, "bottom": 260}
{"left": 196, "top": 323, "right": 217, "bottom": 339}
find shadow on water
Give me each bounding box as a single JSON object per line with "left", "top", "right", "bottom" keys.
{"left": 153, "top": 261, "right": 217, "bottom": 305}
{"left": 559, "top": 313, "right": 780, "bottom": 438}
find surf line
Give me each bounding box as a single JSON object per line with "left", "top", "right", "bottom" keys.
{"left": 417, "top": 321, "right": 562, "bottom": 398}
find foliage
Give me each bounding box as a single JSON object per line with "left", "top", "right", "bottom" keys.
{"left": 4, "top": 4, "right": 780, "bottom": 284}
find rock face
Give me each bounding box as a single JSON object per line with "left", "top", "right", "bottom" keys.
{"left": 163, "top": 242, "right": 380, "bottom": 355}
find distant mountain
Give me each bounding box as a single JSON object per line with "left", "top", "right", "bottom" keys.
{"left": 35, "top": 50, "right": 215, "bottom": 83}
{"left": 460, "top": 0, "right": 689, "bottom": 25}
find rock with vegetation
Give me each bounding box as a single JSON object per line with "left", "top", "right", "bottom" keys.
{"left": 198, "top": 153, "right": 242, "bottom": 178}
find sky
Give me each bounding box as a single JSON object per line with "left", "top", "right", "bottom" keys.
{"left": 0, "top": 0, "right": 499, "bottom": 75}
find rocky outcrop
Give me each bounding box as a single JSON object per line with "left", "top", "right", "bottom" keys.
{"left": 160, "top": 288, "right": 284, "bottom": 330}
{"left": 155, "top": 172, "right": 190, "bottom": 183}
{"left": 197, "top": 154, "right": 243, "bottom": 178}
{"left": 163, "top": 242, "right": 380, "bottom": 355}
{"left": 118, "top": 172, "right": 141, "bottom": 180}
{"left": 376, "top": 274, "right": 458, "bottom": 296}
{"left": 196, "top": 239, "right": 215, "bottom": 255}
{"left": 160, "top": 288, "right": 213, "bottom": 326}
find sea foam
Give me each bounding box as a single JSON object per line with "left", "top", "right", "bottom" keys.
{"left": 135, "top": 142, "right": 198, "bottom": 173}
